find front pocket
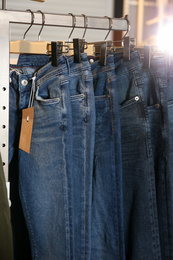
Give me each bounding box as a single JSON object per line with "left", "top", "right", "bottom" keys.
{"left": 95, "top": 95, "right": 109, "bottom": 101}
{"left": 120, "top": 95, "right": 140, "bottom": 109}
{"left": 35, "top": 87, "right": 61, "bottom": 105}
{"left": 71, "top": 93, "right": 85, "bottom": 101}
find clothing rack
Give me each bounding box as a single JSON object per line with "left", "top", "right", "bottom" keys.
{"left": 0, "top": 9, "right": 128, "bottom": 187}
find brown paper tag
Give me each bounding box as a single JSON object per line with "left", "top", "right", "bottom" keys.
{"left": 19, "top": 107, "right": 34, "bottom": 154}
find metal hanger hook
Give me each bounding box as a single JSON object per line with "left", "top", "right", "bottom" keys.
{"left": 104, "top": 16, "right": 113, "bottom": 41}
{"left": 81, "top": 14, "right": 88, "bottom": 39}
{"left": 37, "top": 10, "right": 45, "bottom": 41}
{"left": 68, "top": 13, "right": 76, "bottom": 41}
{"left": 23, "top": 9, "right": 35, "bottom": 40}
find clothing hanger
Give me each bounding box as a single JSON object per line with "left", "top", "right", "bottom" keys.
{"left": 65, "top": 13, "right": 94, "bottom": 58}
{"left": 88, "top": 15, "right": 132, "bottom": 64}
{"left": 10, "top": 9, "right": 50, "bottom": 54}
{"left": 10, "top": 10, "right": 70, "bottom": 55}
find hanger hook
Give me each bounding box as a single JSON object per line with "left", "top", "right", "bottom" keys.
{"left": 121, "top": 15, "right": 131, "bottom": 41}
{"left": 104, "top": 16, "right": 113, "bottom": 41}
{"left": 68, "top": 13, "right": 76, "bottom": 42}
{"left": 23, "top": 9, "right": 35, "bottom": 40}
{"left": 81, "top": 14, "right": 88, "bottom": 39}
{"left": 37, "top": 10, "right": 45, "bottom": 41}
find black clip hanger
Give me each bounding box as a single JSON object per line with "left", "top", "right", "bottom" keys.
{"left": 122, "top": 15, "right": 131, "bottom": 60}
{"left": 99, "top": 42, "right": 107, "bottom": 66}
{"left": 143, "top": 45, "right": 151, "bottom": 68}
{"left": 123, "top": 36, "right": 130, "bottom": 61}
{"left": 73, "top": 38, "right": 81, "bottom": 63}
{"left": 73, "top": 38, "right": 88, "bottom": 63}
{"left": 51, "top": 42, "right": 69, "bottom": 66}
{"left": 98, "top": 16, "right": 112, "bottom": 66}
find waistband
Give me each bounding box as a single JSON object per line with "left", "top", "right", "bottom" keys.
{"left": 150, "top": 55, "right": 167, "bottom": 73}
{"left": 36, "top": 52, "right": 91, "bottom": 87}
{"left": 91, "top": 55, "right": 115, "bottom": 75}
{"left": 17, "top": 54, "right": 50, "bottom": 67}
{"left": 114, "top": 50, "right": 143, "bottom": 76}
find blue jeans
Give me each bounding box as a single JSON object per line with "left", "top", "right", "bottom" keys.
{"left": 10, "top": 53, "right": 95, "bottom": 260}
{"left": 10, "top": 56, "right": 50, "bottom": 260}
{"left": 90, "top": 55, "right": 124, "bottom": 260}
{"left": 10, "top": 55, "right": 74, "bottom": 260}
{"left": 166, "top": 57, "right": 173, "bottom": 259}
{"left": 67, "top": 54, "right": 95, "bottom": 260}
{"left": 114, "top": 51, "right": 162, "bottom": 260}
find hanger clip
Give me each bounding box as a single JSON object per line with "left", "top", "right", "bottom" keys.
{"left": 72, "top": 39, "right": 87, "bottom": 63}
{"left": 143, "top": 45, "right": 151, "bottom": 68}
{"left": 123, "top": 36, "right": 130, "bottom": 61}
{"left": 50, "top": 42, "right": 69, "bottom": 66}
{"left": 99, "top": 42, "right": 107, "bottom": 66}
{"left": 73, "top": 39, "right": 81, "bottom": 63}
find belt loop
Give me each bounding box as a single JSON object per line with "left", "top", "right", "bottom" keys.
{"left": 28, "top": 74, "right": 36, "bottom": 108}
{"left": 64, "top": 55, "right": 70, "bottom": 74}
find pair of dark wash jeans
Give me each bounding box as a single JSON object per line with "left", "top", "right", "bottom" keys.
{"left": 90, "top": 55, "right": 124, "bottom": 260}
{"left": 166, "top": 57, "right": 173, "bottom": 259}
{"left": 10, "top": 53, "right": 95, "bottom": 259}
{"left": 114, "top": 51, "right": 162, "bottom": 260}
{"left": 142, "top": 56, "right": 170, "bottom": 260}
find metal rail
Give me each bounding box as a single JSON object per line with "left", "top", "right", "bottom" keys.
{"left": 0, "top": 9, "right": 128, "bottom": 184}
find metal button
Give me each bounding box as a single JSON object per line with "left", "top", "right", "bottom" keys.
{"left": 89, "top": 59, "right": 94, "bottom": 64}
{"left": 135, "top": 96, "right": 139, "bottom": 101}
{"left": 21, "top": 79, "right": 28, "bottom": 86}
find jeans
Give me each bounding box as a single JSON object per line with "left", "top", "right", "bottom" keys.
{"left": 166, "top": 57, "right": 173, "bottom": 259}
{"left": 10, "top": 57, "right": 49, "bottom": 260}
{"left": 90, "top": 55, "right": 124, "bottom": 260}
{"left": 10, "top": 54, "right": 74, "bottom": 260}
{"left": 114, "top": 51, "right": 162, "bottom": 260}
{"left": 67, "top": 54, "right": 95, "bottom": 260}
{"left": 10, "top": 53, "right": 95, "bottom": 260}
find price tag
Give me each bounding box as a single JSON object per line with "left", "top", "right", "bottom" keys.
{"left": 19, "top": 107, "right": 34, "bottom": 154}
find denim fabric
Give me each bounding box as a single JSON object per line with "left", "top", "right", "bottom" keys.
{"left": 64, "top": 54, "right": 95, "bottom": 260}
{"left": 166, "top": 57, "right": 173, "bottom": 259}
{"left": 142, "top": 56, "right": 171, "bottom": 259}
{"left": 10, "top": 53, "right": 95, "bottom": 260}
{"left": 90, "top": 55, "right": 124, "bottom": 260}
{"left": 10, "top": 55, "right": 74, "bottom": 260}
{"left": 114, "top": 51, "right": 161, "bottom": 260}
{"left": 10, "top": 60, "right": 46, "bottom": 260}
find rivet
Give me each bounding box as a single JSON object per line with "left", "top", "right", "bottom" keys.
{"left": 21, "top": 79, "right": 28, "bottom": 86}
{"left": 89, "top": 59, "right": 94, "bottom": 64}
{"left": 135, "top": 96, "right": 139, "bottom": 101}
